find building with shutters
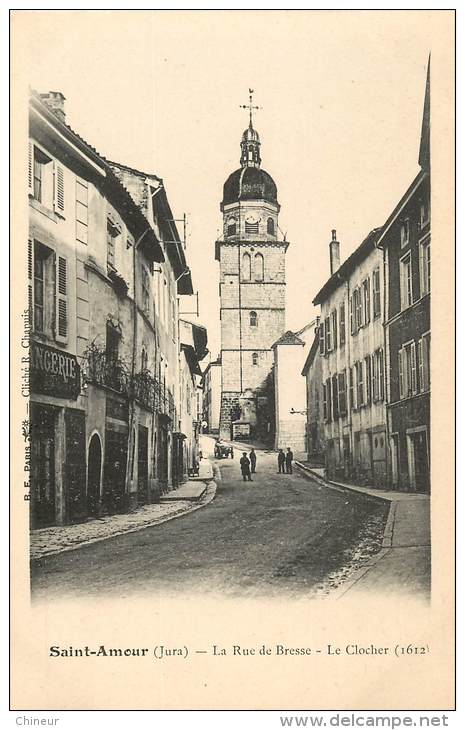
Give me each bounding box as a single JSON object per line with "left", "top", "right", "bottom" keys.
{"left": 27, "top": 90, "right": 202, "bottom": 528}
{"left": 378, "top": 62, "right": 430, "bottom": 493}
{"left": 313, "top": 229, "right": 388, "bottom": 486}
{"left": 215, "top": 105, "right": 289, "bottom": 442}
{"left": 301, "top": 327, "right": 325, "bottom": 464}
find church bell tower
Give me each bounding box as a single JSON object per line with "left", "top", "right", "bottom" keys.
{"left": 215, "top": 91, "right": 289, "bottom": 441}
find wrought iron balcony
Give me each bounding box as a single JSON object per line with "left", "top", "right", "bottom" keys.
{"left": 84, "top": 345, "right": 130, "bottom": 396}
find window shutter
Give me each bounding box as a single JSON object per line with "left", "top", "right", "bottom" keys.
{"left": 27, "top": 238, "right": 33, "bottom": 317}
{"left": 398, "top": 350, "right": 404, "bottom": 400}
{"left": 366, "top": 279, "right": 371, "bottom": 323}
{"left": 55, "top": 255, "right": 68, "bottom": 343}
{"left": 28, "top": 142, "right": 33, "bottom": 195}
{"left": 350, "top": 294, "right": 354, "bottom": 334}
{"left": 411, "top": 342, "right": 417, "bottom": 394}
{"left": 319, "top": 323, "right": 325, "bottom": 355}
{"left": 322, "top": 384, "right": 327, "bottom": 421}
{"left": 54, "top": 162, "right": 65, "bottom": 215}
{"left": 379, "top": 348, "right": 385, "bottom": 401}
{"left": 418, "top": 339, "right": 424, "bottom": 392}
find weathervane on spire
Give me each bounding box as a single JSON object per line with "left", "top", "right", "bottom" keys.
{"left": 240, "top": 88, "right": 261, "bottom": 127}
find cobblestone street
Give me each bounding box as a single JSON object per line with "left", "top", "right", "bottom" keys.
{"left": 31, "top": 441, "right": 389, "bottom": 602}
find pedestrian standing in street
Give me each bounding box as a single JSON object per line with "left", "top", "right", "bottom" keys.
{"left": 277, "top": 449, "right": 285, "bottom": 474}
{"left": 285, "top": 447, "right": 294, "bottom": 474}
{"left": 240, "top": 452, "right": 252, "bottom": 482}
{"left": 249, "top": 448, "right": 257, "bottom": 474}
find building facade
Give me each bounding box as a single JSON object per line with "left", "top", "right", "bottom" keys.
{"left": 313, "top": 229, "right": 388, "bottom": 485}
{"left": 215, "top": 112, "right": 288, "bottom": 442}
{"left": 202, "top": 357, "right": 222, "bottom": 434}
{"left": 272, "top": 323, "right": 315, "bottom": 454}
{"left": 28, "top": 91, "right": 202, "bottom": 528}
{"left": 379, "top": 64, "right": 430, "bottom": 493}
{"left": 301, "top": 327, "right": 325, "bottom": 464}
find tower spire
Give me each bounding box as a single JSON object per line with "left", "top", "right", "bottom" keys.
{"left": 239, "top": 89, "right": 262, "bottom": 168}
{"left": 240, "top": 88, "right": 260, "bottom": 128}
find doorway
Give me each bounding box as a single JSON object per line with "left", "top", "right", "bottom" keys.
{"left": 137, "top": 425, "right": 149, "bottom": 504}
{"left": 87, "top": 433, "right": 102, "bottom": 517}
{"left": 30, "top": 405, "right": 56, "bottom": 528}
{"left": 407, "top": 429, "right": 430, "bottom": 493}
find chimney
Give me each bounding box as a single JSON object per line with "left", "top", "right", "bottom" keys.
{"left": 329, "top": 229, "right": 340, "bottom": 275}
{"left": 39, "top": 91, "right": 66, "bottom": 123}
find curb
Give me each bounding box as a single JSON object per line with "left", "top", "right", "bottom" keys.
{"left": 31, "top": 480, "right": 217, "bottom": 561}
{"left": 294, "top": 461, "right": 394, "bottom": 505}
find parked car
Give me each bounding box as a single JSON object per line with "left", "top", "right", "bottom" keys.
{"left": 214, "top": 440, "right": 234, "bottom": 459}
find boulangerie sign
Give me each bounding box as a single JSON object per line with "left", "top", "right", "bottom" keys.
{"left": 10, "top": 9, "right": 455, "bottom": 714}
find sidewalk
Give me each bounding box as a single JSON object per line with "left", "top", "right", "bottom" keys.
{"left": 30, "top": 469, "right": 217, "bottom": 561}
{"left": 295, "top": 460, "right": 431, "bottom": 600}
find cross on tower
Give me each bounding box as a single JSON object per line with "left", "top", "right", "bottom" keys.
{"left": 240, "top": 88, "right": 261, "bottom": 127}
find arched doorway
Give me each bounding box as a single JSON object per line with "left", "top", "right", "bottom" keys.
{"left": 87, "top": 433, "right": 102, "bottom": 517}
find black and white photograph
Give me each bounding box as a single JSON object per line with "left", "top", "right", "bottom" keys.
{"left": 10, "top": 8, "right": 455, "bottom": 714}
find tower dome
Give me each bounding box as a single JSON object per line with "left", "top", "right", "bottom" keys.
{"left": 222, "top": 120, "right": 278, "bottom": 207}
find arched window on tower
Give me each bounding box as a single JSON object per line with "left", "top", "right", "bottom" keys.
{"left": 248, "top": 144, "right": 254, "bottom": 162}
{"left": 227, "top": 217, "right": 236, "bottom": 237}
{"left": 242, "top": 252, "right": 251, "bottom": 281}
{"left": 267, "top": 217, "right": 275, "bottom": 235}
{"left": 254, "top": 253, "right": 264, "bottom": 282}
{"left": 250, "top": 311, "right": 257, "bottom": 327}
{"left": 252, "top": 352, "right": 258, "bottom": 366}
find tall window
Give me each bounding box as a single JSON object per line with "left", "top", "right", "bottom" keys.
{"left": 365, "top": 355, "right": 372, "bottom": 405}
{"left": 326, "top": 378, "right": 332, "bottom": 423}
{"left": 400, "top": 253, "right": 413, "bottom": 310}
{"left": 242, "top": 252, "right": 251, "bottom": 280}
{"left": 362, "top": 278, "right": 371, "bottom": 325}
{"left": 398, "top": 342, "right": 417, "bottom": 400}
{"left": 349, "top": 367, "right": 354, "bottom": 410}
{"left": 371, "top": 348, "right": 385, "bottom": 402}
{"left": 322, "top": 383, "right": 327, "bottom": 421}
{"left": 331, "top": 310, "right": 338, "bottom": 351}
{"left": 419, "top": 237, "right": 431, "bottom": 296}
{"left": 338, "top": 372, "right": 347, "bottom": 416}
{"left": 339, "top": 303, "right": 346, "bottom": 345}
{"left": 319, "top": 322, "right": 325, "bottom": 355}
{"left": 420, "top": 200, "right": 430, "bottom": 228}
{"left": 324, "top": 316, "right": 331, "bottom": 352}
{"left": 372, "top": 268, "right": 381, "bottom": 318}
{"left": 254, "top": 253, "right": 264, "bottom": 281}
{"left": 252, "top": 352, "right": 258, "bottom": 366}
{"left": 355, "top": 361, "right": 364, "bottom": 408}
{"left": 351, "top": 288, "right": 363, "bottom": 333}
{"left": 249, "top": 311, "right": 257, "bottom": 327}
{"left": 418, "top": 332, "right": 431, "bottom": 392}
{"left": 28, "top": 239, "right": 68, "bottom": 342}
{"left": 106, "top": 323, "right": 120, "bottom": 362}
{"left": 400, "top": 219, "right": 410, "bottom": 248}
{"left": 267, "top": 217, "right": 275, "bottom": 235}
{"left": 332, "top": 375, "right": 339, "bottom": 419}
{"left": 33, "top": 147, "right": 51, "bottom": 204}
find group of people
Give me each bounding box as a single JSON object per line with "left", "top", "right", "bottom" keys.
{"left": 239, "top": 447, "right": 294, "bottom": 482}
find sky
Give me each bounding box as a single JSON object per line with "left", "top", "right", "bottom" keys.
{"left": 19, "top": 10, "right": 439, "bottom": 361}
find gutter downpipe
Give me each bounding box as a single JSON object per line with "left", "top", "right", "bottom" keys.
{"left": 125, "top": 226, "right": 153, "bottom": 507}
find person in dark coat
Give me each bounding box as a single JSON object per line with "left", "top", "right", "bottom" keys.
{"left": 240, "top": 453, "right": 252, "bottom": 482}
{"left": 285, "top": 447, "right": 294, "bottom": 474}
{"left": 277, "top": 449, "right": 285, "bottom": 474}
{"left": 249, "top": 448, "right": 257, "bottom": 474}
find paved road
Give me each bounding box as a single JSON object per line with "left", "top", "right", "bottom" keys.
{"left": 31, "top": 443, "right": 387, "bottom": 602}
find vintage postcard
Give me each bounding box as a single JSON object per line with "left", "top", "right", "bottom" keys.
{"left": 10, "top": 9, "right": 455, "bottom": 711}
